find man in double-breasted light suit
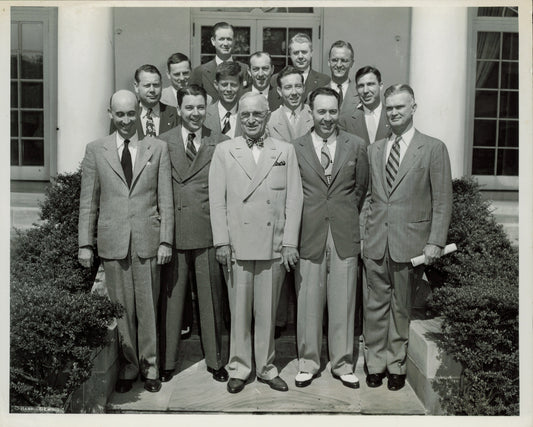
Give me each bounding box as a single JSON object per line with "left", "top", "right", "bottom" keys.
{"left": 363, "top": 84, "right": 452, "bottom": 391}
{"left": 78, "top": 90, "right": 173, "bottom": 394}
{"left": 209, "top": 92, "right": 303, "bottom": 394}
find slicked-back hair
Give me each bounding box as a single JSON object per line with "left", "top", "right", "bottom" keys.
{"left": 215, "top": 61, "right": 243, "bottom": 83}
{"left": 328, "top": 40, "right": 354, "bottom": 60}
{"left": 276, "top": 65, "right": 304, "bottom": 88}
{"left": 355, "top": 66, "right": 382, "bottom": 84}
{"left": 211, "top": 22, "right": 234, "bottom": 39}
{"left": 249, "top": 51, "right": 272, "bottom": 65}
{"left": 134, "top": 64, "right": 162, "bottom": 83}
{"left": 309, "top": 87, "right": 340, "bottom": 110}
{"left": 177, "top": 84, "right": 207, "bottom": 107}
{"left": 383, "top": 83, "right": 415, "bottom": 101}
{"left": 289, "top": 33, "right": 312, "bottom": 52}
{"left": 167, "top": 52, "right": 191, "bottom": 72}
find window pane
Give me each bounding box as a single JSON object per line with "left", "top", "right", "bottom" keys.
{"left": 263, "top": 27, "right": 287, "bottom": 56}
{"left": 473, "top": 119, "right": 497, "bottom": 147}
{"left": 21, "top": 82, "right": 43, "bottom": 108}
{"left": 477, "top": 32, "right": 500, "bottom": 60}
{"left": 288, "top": 28, "right": 312, "bottom": 42}
{"left": 21, "top": 53, "right": 43, "bottom": 79}
{"left": 498, "top": 120, "right": 518, "bottom": 147}
{"left": 21, "top": 111, "right": 44, "bottom": 137}
{"left": 201, "top": 26, "right": 215, "bottom": 55}
{"left": 200, "top": 7, "right": 314, "bottom": 13}
{"left": 11, "top": 111, "right": 19, "bottom": 136}
{"left": 22, "top": 23, "right": 43, "bottom": 51}
{"left": 11, "top": 139, "right": 19, "bottom": 166}
{"left": 233, "top": 27, "right": 250, "bottom": 54}
{"left": 476, "top": 60, "right": 499, "bottom": 88}
{"left": 502, "top": 32, "right": 518, "bottom": 60}
{"left": 11, "top": 82, "right": 18, "bottom": 108}
{"left": 501, "top": 62, "right": 518, "bottom": 89}
{"left": 475, "top": 91, "right": 498, "bottom": 117}
{"left": 472, "top": 148, "right": 495, "bottom": 175}
{"left": 21, "top": 139, "right": 44, "bottom": 166}
{"left": 497, "top": 149, "right": 518, "bottom": 175}
{"left": 499, "top": 91, "right": 518, "bottom": 118}
{"left": 11, "top": 23, "right": 18, "bottom": 50}
{"left": 11, "top": 54, "right": 18, "bottom": 78}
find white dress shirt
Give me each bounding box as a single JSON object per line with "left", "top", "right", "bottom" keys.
{"left": 386, "top": 125, "right": 415, "bottom": 165}
{"left": 363, "top": 102, "right": 383, "bottom": 144}
{"left": 282, "top": 104, "right": 304, "bottom": 126}
{"left": 250, "top": 143, "right": 263, "bottom": 163}
{"left": 140, "top": 103, "right": 161, "bottom": 135}
{"left": 181, "top": 127, "right": 202, "bottom": 152}
{"left": 116, "top": 132, "right": 139, "bottom": 168}
{"left": 330, "top": 79, "right": 349, "bottom": 101}
{"left": 215, "top": 56, "right": 233, "bottom": 66}
{"left": 251, "top": 85, "right": 270, "bottom": 100}
{"left": 218, "top": 102, "right": 238, "bottom": 139}
{"left": 311, "top": 130, "right": 337, "bottom": 163}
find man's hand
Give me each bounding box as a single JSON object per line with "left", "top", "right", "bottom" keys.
{"left": 280, "top": 246, "right": 299, "bottom": 272}
{"left": 78, "top": 247, "right": 94, "bottom": 268}
{"left": 157, "top": 243, "right": 172, "bottom": 265}
{"left": 216, "top": 245, "right": 232, "bottom": 273}
{"left": 423, "top": 244, "right": 442, "bottom": 265}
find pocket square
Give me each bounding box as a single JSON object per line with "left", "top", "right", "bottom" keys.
{"left": 348, "top": 160, "right": 356, "bottom": 166}
{"left": 274, "top": 160, "right": 286, "bottom": 166}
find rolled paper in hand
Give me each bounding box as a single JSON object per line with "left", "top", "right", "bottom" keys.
{"left": 410, "top": 243, "right": 457, "bottom": 267}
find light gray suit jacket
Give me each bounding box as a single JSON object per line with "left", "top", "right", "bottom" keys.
{"left": 339, "top": 102, "right": 390, "bottom": 145}
{"left": 204, "top": 102, "right": 242, "bottom": 138}
{"left": 266, "top": 105, "right": 313, "bottom": 143}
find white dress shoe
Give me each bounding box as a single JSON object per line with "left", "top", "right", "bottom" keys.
{"left": 295, "top": 371, "right": 315, "bottom": 387}
{"left": 332, "top": 372, "right": 360, "bottom": 389}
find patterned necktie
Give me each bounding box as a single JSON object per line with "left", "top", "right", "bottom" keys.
{"left": 385, "top": 135, "right": 402, "bottom": 192}
{"left": 321, "top": 139, "right": 333, "bottom": 185}
{"left": 337, "top": 83, "right": 344, "bottom": 107}
{"left": 145, "top": 108, "right": 156, "bottom": 137}
{"left": 221, "top": 111, "right": 231, "bottom": 134}
{"left": 121, "top": 139, "right": 132, "bottom": 188}
{"left": 186, "top": 132, "right": 197, "bottom": 164}
{"left": 246, "top": 135, "right": 265, "bottom": 148}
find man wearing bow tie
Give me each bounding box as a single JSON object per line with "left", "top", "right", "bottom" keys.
{"left": 209, "top": 92, "right": 303, "bottom": 394}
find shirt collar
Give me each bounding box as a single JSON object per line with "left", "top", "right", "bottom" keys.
{"left": 215, "top": 56, "right": 233, "bottom": 66}
{"left": 116, "top": 131, "right": 139, "bottom": 149}
{"left": 363, "top": 100, "right": 382, "bottom": 116}
{"left": 218, "top": 101, "right": 238, "bottom": 117}
{"left": 311, "top": 130, "right": 336, "bottom": 150}
{"left": 181, "top": 126, "right": 202, "bottom": 143}
{"left": 282, "top": 104, "right": 303, "bottom": 117}
{"left": 141, "top": 103, "right": 160, "bottom": 118}
{"left": 251, "top": 85, "right": 270, "bottom": 96}
{"left": 331, "top": 79, "right": 349, "bottom": 91}
{"left": 391, "top": 125, "right": 415, "bottom": 146}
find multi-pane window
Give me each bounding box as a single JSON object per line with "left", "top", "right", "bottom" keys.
{"left": 262, "top": 27, "right": 313, "bottom": 73}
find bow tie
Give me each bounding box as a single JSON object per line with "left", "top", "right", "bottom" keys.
{"left": 246, "top": 135, "right": 265, "bottom": 148}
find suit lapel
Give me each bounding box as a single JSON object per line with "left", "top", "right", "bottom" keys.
{"left": 102, "top": 134, "right": 128, "bottom": 186}
{"left": 298, "top": 134, "right": 328, "bottom": 186}
{"left": 389, "top": 130, "right": 424, "bottom": 195}
{"left": 374, "top": 137, "right": 388, "bottom": 195}
{"left": 135, "top": 111, "right": 146, "bottom": 140}
{"left": 244, "top": 138, "right": 280, "bottom": 201}
{"left": 229, "top": 137, "right": 256, "bottom": 180}
{"left": 184, "top": 127, "right": 215, "bottom": 180}
{"left": 131, "top": 138, "right": 153, "bottom": 189}
{"left": 376, "top": 106, "right": 391, "bottom": 141}
{"left": 354, "top": 106, "right": 370, "bottom": 143}
{"left": 167, "top": 127, "right": 189, "bottom": 182}
{"left": 159, "top": 102, "right": 176, "bottom": 134}
{"left": 205, "top": 103, "right": 221, "bottom": 135}
{"left": 330, "top": 131, "right": 349, "bottom": 184}
{"left": 203, "top": 60, "right": 217, "bottom": 99}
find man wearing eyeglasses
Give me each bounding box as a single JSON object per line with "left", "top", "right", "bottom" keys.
{"left": 209, "top": 92, "right": 303, "bottom": 394}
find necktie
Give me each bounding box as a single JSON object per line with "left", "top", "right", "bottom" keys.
{"left": 121, "top": 139, "right": 132, "bottom": 188}
{"left": 321, "top": 139, "right": 333, "bottom": 185}
{"left": 145, "top": 108, "right": 156, "bottom": 137}
{"left": 222, "top": 111, "right": 231, "bottom": 134}
{"left": 186, "top": 132, "right": 197, "bottom": 164}
{"left": 246, "top": 135, "right": 265, "bottom": 148}
{"left": 337, "top": 83, "right": 344, "bottom": 107}
{"left": 385, "top": 135, "right": 401, "bottom": 192}
{"left": 290, "top": 111, "right": 297, "bottom": 127}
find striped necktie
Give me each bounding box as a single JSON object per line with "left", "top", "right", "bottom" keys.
{"left": 321, "top": 139, "right": 333, "bottom": 185}
{"left": 221, "top": 111, "right": 231, "bottom": 134}
{"left": 385, "top": 135, "right": 401, "bottom": 192}
{"left": 185, "top": 132, "right": 197, "bottom": 164}
{"left": 337, "top": 83, "right": 344, "bottom": 107}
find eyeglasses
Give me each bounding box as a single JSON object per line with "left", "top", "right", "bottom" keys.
{"left": 240, "top": 111, "right": 269, "bottom": 120}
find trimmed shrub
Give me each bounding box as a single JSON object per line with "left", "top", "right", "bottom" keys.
{"left": 427, "top": 177, "right": 519, "bottom": 415}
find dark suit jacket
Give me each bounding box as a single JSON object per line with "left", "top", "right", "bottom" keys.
{"left": 243, "top": 85, "right": 279, "bottom": 112}
{"left": 109, "top": 102, "right": 179, "bottom": 140}
{"left": 338, "top": 80, "right": 360, "bottom": 123}
{"left": 339, "top": 102, "right": 390, "bottom": 145}
{"left": 269, "top": 68, "right": 331, "bottom": 111}
{"left": 158, "top": 126, "right": 229, "bottom": 250}
{"left": 204, "top": 102, "right": 242, "bottom": 137}
{"left": 363, "top": 130, "right": 453, "bottom": 263}
{"left": 189, "top": 58, "right": 250, "bottom": 103}
{"left": 293, "top": 130, "right": 369, "bottom": 261}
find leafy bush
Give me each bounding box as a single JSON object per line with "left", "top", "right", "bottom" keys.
{"left": 427, "top": 177, "right": 519, "bottom": 415}
{"left": 10, "top": 170, "right": 122, "bottom": 410}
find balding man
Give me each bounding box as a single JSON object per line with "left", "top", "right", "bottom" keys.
{"left": 209, "top": 92, "right": 303, "bottom": 394}
{"left": 78, "top": 90, "right": 173, "bottom": 394}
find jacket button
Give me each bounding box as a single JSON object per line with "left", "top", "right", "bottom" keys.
{"left": 385, "top": 222, "right": 388, "bottom": 226}
{"left": 266, "top": 200, "right": 271, "bottom": 204}
{"left": 267, "top": 222, "right": 271, "bottom": 226}
{"left": 324, "top": 216, "right": 328, "bottom": 220}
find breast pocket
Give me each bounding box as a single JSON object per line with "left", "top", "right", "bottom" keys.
{"left": 269, "top": 166, "right": 286, "bottom": 190}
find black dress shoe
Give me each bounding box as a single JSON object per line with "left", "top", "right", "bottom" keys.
{"left": 144, "top": 378, "right": 162, "bottom": 393}
{"left": 160, "top": 369, "right": 174, "bottom": 383}
{"left": 227, "top": 378, "right": 246, "bottom": 394}
{"left": 257, "top": 376, "right": 288, "bottom": 392}
{"left": 274, "top": 325, "right": 285, "bottom": 339}
{"left": 387, "top": 374, "right": 406, "bottom": 391}
{"left": 115, "top": 378, "right": 135, "bottom": 393}
{"left": 366, "top": 372, "right": 386, "bottom": 388}
{"left": 208, "top": 366, "right": 229, "bottom": 382}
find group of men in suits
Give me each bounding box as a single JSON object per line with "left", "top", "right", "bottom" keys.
{"left": 77, "top": 20, "right": 452, "bottom": 396}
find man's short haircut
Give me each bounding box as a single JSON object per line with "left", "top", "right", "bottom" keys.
{"left": 383, "top": 83, "right": 415, "bottom": 101}
{"left": 212, "top": 22, "right": 234, "bottom": 38}
{"left": 309, "top": 87, "right": 340, "bottom": 110}
{"left": 215, "top": 61, "right": 243, "bottom": 83}
{"left": 134, "top": 64, "right": 162, "bottom": 83}
{"left": 276, "top": 65, "right": 304, "bottom": 88}
{"left": 238, "top": 91, "right": 269, "bottom": 112}
{"left": 167, "top": 52, "right": 191, "bottom": 72}
{"left": 177, "top": 84, "right": 207, "bottom": 107}
{"left": 249, "top": 51, "right": 272, "bottom": 65}
{"left": 289, "top": 33, "right": 312, "bottom": 52}
{"left": 355, "top": 66, "right": 382, "bottom": 84}
{"left": 328, "top": 40, "right": 354, "bottom": 60}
